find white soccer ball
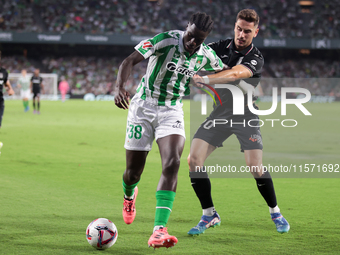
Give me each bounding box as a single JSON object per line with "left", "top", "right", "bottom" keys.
{"left": 86, "top": 218, "right": 118, "bottom": 250}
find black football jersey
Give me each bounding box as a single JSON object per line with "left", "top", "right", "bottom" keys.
{"left": 0, "top": 67, "right": 9, "bottom": 100}
{"left": 31, "top": 76, "right": 43, "bottom": 93}
{"left": 208, "top": 39, "right": 264, "bottom": 117}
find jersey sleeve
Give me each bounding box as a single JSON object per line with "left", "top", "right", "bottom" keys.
{"left": 134, "top": 31, "right": 176, "bottom": 59}
{"left": 200, "top": 45, "right": 224, "bottom": 72}
{"left": 240, "top": 53, "right": 264, "bottom": 77}
{"left": 207, "top": 40, "right": 225, "bottom": 52}
{"left": 3, "top": 71, "right": 8, "bottom": 84}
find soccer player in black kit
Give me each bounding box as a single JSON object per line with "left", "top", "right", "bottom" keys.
{"left": 0, "top": 50, "right": 15, "bottom": 128}
{"left": 187, "top": 9, "right": 290, "bottom": 235}
{"left": 0, "top": 50, "right": 14, "bottom": 155}
{"left": 30, "top": 69, "right": 44, "bottom": 114}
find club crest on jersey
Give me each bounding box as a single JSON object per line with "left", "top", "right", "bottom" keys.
{"left": 142, "top": 41, "right": 153, "bottom": 49}
{"left": 195, "top": 60, "right": 202, "bottom": 69}
{"left": 166, "top": 62, "right": 195, "bottom": 77}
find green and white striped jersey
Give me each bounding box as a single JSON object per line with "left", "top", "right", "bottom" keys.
{"left": 18, "top": 76, "right": 30, "bottom": 91}
{"left": 135, "top": 30, "right": 223, "bottom": 106}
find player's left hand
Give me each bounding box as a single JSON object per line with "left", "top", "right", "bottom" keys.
{"left": 191, "top": 74, "right": 205, "bottom": 88}
{"left": 114, "top": 87, "right": 130, "bottom": 110}
{"left": 7, "top": 88, "right": 14, "bottom": 96}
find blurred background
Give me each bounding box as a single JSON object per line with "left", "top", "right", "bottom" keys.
{"left": 0, "top": 0, "right": 340, "bottom": 99}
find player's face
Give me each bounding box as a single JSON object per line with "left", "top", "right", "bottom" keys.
{"left": 34, "top": 69, "right": 39, "bottom": 76}
{"left": 183, "top": 23, "right": 210, "bottom": 54}
{"left": 22, "top": 70, "right": 27, "bottom": 76}
{"left": 234, "top": 19, "right": 259, "bottom": 51}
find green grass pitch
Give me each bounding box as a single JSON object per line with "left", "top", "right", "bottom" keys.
{"left": 0, "top": 100, "right": 339, "bottom": 254}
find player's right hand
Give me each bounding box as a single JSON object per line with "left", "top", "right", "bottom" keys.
{"left": 7, "top": 88, "right": 14, "bottom": 96}
{"left": 191, "top": 74, "right": 204, "bottom": 88}
{"left": 114, "top": 87, "right": 130, "bottom": 110}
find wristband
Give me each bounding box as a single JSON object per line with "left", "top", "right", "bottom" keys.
{"left": 202, "top": 76, "right": 210, "bottom": 84}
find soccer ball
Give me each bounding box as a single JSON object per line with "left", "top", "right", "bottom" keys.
{"left": 86, "top": 218, "right": 118, "bottom": 250}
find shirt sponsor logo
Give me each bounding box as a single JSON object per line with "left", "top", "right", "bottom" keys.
{"left": 85, "top": 35, "right": 108, "bottom": 42}
{"left": 0, "top": 73, "right": 3, "bottom": 78}
{"left": 166, "top": 62, "right": 195, "bottom": 77}
{"left": 38, "top": 34, "right": 62, "bottom": 41}
{"left": 32, "top": 79, "right": 41, "bottom": 83}
{"left": 0, "top": 80, "right": 3, "bottom": 85}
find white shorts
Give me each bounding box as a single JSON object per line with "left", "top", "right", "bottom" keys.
{"left": 20, "top": 90, "right": 31, "bottom": 99}
{"left": 124, "top": 96, "right": 185, "bottom": 151}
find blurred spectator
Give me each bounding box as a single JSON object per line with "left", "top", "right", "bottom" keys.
{"left": 0, "top": 0, "right": 41, "bottom": 32}
{"left": 42, "top": 56, "right": 147, "bottom": 96}
{"left": 1, "top": 56, "right": 36, "bottom": 73}
{"left": 260, "top": 58, "right": 340, "bottom": 96}
{"left": 1, "top": 0, "right": 340, "bottom": 38}
{"left": 2, "top": 55, "right": 339, "bottom": 97}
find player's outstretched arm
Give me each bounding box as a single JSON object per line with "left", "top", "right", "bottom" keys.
{"left": 5, "top": 81, "right": 14, "bottom": 96}
{"left": 194, "top": 65, "right": 253, "bottom": 85}
{"left": 114, "top": 51, "right": 144, "bottom": 110}
{"left": 191, "top": 64, "right": 231, "bottom": 88}
{"left": 41, "top": 83, "right": 45, "bottom": 94}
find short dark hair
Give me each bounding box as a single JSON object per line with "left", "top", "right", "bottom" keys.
{"left": 190, "top": 12, "right": 214, "bottom": 32}
{"left": 236, "top": 9, "right": 260, "bottom": 27}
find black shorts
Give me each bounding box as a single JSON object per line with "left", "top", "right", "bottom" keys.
{"left": 33, "top": 91, "right": 40, "bottom": 98}
{"left": 0, "top": 100, "right": 4, "bottom": 127}
{"left": 193, "top": 114, "right": 263, "bottom": 152}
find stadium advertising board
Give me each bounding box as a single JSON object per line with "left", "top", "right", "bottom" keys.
{"left": 1, "top": 32, "right": 340, "bottom": 48}
{"left": 0, "top": 32, "right": 13, "bottom": 41}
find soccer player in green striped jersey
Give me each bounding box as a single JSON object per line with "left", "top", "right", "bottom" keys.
{"left": 17, "top": 69, "right": 31, "bottom": 112}
{"left": 114, "top": 12, "right": 223, "bottom": 249}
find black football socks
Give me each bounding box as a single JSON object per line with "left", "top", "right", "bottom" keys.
{"left": 190, "top": 169, "right": 214, "bottom": 210}
{"left": 255, "top": 169, "right": 277, "bottom": 208}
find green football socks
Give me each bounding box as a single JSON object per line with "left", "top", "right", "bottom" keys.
{"left": 122, "top": 177, "right": 139, "bottom": 197}
{"left": 23, "top": 100, "right": 29, "bottom": 108}
{"left": 154, "top": 190, "right": 176, "bottom": 227}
